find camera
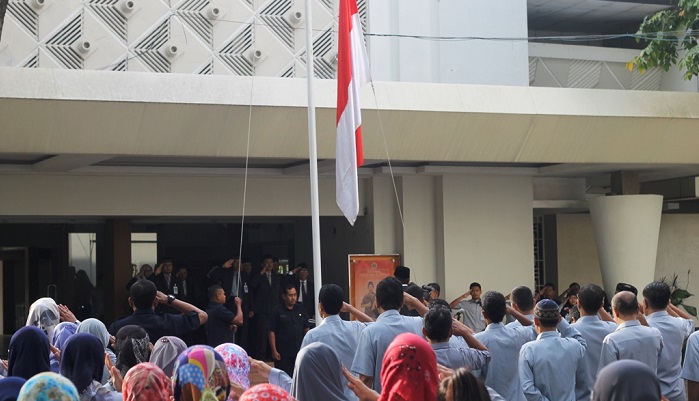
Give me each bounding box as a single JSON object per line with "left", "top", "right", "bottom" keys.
{"left": 422, "top": 284, "right": 435, "bottom": 302}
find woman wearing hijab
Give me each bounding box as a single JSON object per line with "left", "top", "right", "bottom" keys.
{"left": 8, "top": 326, "right": 51, "bottom": 380}
{"left": 0, "top": 377, "right": 26, "bottom": 401}
{"left": 437, "top": 368, "right": 491, "bottom": 401}
{"left": 17, "top": 372, "right": 79, "bottom": 401}
{"left": 214, "top": 343, "right": 250, "bottom": 400}
{"left": 77, "top": 319, "right": 116, "bottom": 384}
{"left": 122, "top": 363, "right": 171, "bottom": 401}
{"left": 290, "top": 342, "right": 348, "bottom": 401}
{"left": 149, "top": 336, "right": 187, "bottom": 377}
{"left": 172, "top": 345, "right": 230, "bottom": 401}
{"left": 50, "top": 322, "right": 78, "bottom": 373}
{"left": 114, "top": 326, "right": 150, "bottom": 378}
{"left": 239, "top": 384, "right": 293, "bottom": 401}
{"left": 343, "top": 332, "right": 439, "bottom": 401}
{"left": 592, "top": 360, "right": 664, "bottom": 401}
{"left": 60, "top": 333, "right": 121, "bottom": 401}
{"left": 26, "top": 298, "right": 60, "bottom": 345}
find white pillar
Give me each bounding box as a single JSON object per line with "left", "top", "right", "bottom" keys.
{"left": 588, "top": 195, "right": 663, "bottom": 296}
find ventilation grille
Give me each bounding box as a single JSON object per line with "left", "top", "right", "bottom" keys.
{"left": 568, "top": 59, "right": 601, "bottom": 88}
{"left": 198, "top": 60, "right": 213, "bottom": 74}
{"left": 280, "top": 65, "right": 293, "bottom": 77}
{"left": 89, "top": 0, "right": 128, "bottom": 42}
{"left": 218, "top": 25, "right": 253, "bottom": 76}
{"left": 631, "top": 68, "right": 662, "bottom": 91}
{"left": 176, "top": 0, "right": 214, "bottom": 47}
{"left": 45, "top": 14, "right": 83, "bottom": 69}
{"left": 259, "top": 0, "right": 293, "bottom": 49}
{"left": 8, "top": 1, "right": 38, "bottom": 39}
{"left": 357, "top": 0, "right": 368, "bottom": 32}
{"left": 299, "top": 28, "right": 335, "bottom": 79}
{"left": 112, "top": 58, "right": 127, "bottom": 71}
{"left": 133, "top": 19, "right": 171, "bottom": 73}
{"left": 23, "top": 52, "right": 39, "bottom": 68}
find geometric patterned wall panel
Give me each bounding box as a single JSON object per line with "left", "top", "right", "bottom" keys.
{"left": 0, "top": 0, "right": 368, "bottom": 79}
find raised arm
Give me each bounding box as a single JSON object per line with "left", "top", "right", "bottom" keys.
{"left": 506, "top": 305, "right": 533, "bottom": 326}
{"left": 403, "top": 292, "right": 428, "bottom": 317}
{"left": 449, "top": 292, "right": 469, "bottom": 309}
{"left": 155, "top": 291, "right": 207, "bottom": 325}
{"left": 342, "top": 302, "right": 374, "bottom": 323}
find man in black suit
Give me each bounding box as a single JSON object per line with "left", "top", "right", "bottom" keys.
{"left": 294, "top": 265, "right": 315, "bottom": 321}
{"left": 249, "top": 255, "right": 281, "bottom": 359}
{"left": 207, "top": 257, "right": 252, "bottom": 350}
{"left": 149, "top": 257, "right": 184, "bottom": 313}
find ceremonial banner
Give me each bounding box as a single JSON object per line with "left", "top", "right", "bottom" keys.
{"left": 348, "top": 254, "right": 400, "bottom": 320}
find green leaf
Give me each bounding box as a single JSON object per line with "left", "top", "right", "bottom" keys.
{"left": 683, "top": 304, "right": 697, "bottom": 317}
{"left": 672, "top": 289, "right": 693, "bottom": 300}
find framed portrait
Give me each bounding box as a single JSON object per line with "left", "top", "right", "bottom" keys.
{"left": 348, "top": 254, "right": 401, "bottom": 320}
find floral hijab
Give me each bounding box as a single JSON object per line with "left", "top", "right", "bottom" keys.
{"left": 214, "top": 343, "right": 250, "bottom": 394}
{"left": 239, "top": 384, "right": 293, "bottom": 401}
{"left": 173, "top": 345, "right": 230, "bottom": 401}
{"left": 26, "top": 298, "right": 60, "bottom": 345}
{"left": 17, "top": 372, "right": 79, "bottom": 401}
{"left": 122, "top": 363, "right": 172, "bottom": 401}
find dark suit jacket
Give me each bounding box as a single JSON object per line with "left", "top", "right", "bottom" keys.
{"left": 149, "top": 273, "right": 184, "bottom": 314}
{"left": 208, "top": 266, "right": 252, "bottom": 316}
{"left": 250, "top": 271, "right": 281, "bottom": 315}
{"left": 295, "top": 279, "right": 315, "bottom": 318}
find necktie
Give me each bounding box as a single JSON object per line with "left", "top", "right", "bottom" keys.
{"left": 302, "top": 281, "right": 307, "bottom": 302}
{"left": 266, "top": 272, "right": 271, "bottom": 285}
{"left": 165, "top": 274, "right": 171, "bottom": 289}
{"left": 232, "top": 271, "right": 239, "bottom": 297}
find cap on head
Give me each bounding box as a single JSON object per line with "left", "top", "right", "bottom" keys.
{"left": 534, "top": 299, "right": 560, "bottom": 320}
{"left": 393, "top": 266, "right": 410, "bottom": 282}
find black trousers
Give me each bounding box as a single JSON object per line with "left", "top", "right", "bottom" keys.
{"left": 255, "top": 313, "right": 269, "bottom": 358}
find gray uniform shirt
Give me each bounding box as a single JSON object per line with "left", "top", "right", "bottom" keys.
{"left": 598, "top": 319, "right": 664, "bottom": 373}
{"left": 681, "top": 330, "right": 699, "bottom": 382}
{"left": 646, "top": 310, "right": 695, "bottom": 401}
{"left": 350, "top": 309, "right": 423, "bottom": 393}
{"left": 571, "top": 315, "right": 617, "bottom": 401}
{"left": 431, "top": 340, "right": 491, "bottom": 371}
{"left": 458, "top": 299, "right": 486, "bottom": 332}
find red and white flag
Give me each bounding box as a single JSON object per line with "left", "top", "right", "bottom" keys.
{"left": 336, "top": 0, "right": 370, "bottom": 226}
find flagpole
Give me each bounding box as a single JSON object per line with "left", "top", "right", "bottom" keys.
{"left": 304, "top": 0, "right": 323, "bottom": 325}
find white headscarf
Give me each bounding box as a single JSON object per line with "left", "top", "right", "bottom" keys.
{"left": 26, "top": 298, "right": 60, "bottom": 345}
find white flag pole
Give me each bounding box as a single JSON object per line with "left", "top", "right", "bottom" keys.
{"left": 304, "top": 0, "right": 323, "bottom": 325}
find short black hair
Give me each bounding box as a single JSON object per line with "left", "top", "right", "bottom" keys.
{"left": 159, "top": 257, "right": 173, "bottom": 264}
{"left": 367, "top": 281, "right": 374, "bottom": 287}
{"left": 612, "top": 291, "right": 638, "bottom": 316}
{"left": 544, "top": 282, "right": 555, "bottom": 289}
{"left": 427, "top": 283, "right": 441, "bottom": 296}
{"left": 538, "top": 316, "right": 559, "bottom": 328}
{"left": 429, "top": 299, "right": 451, "bottom": 309}
{"left": 481, "top": 291, "right": 506, "bottom": 323}
{"left": 578, "top": 284, "right": 605, "bottom": 315}
{"left": 615, "top": 282, "right": 638, "bottom": 296}
{"left": 297, "top": 262, "right": 308, "bottom": 269}
{"left": 469, "top": 282, "right": 481, "bottom": 290}
{"left": 130, "top": 280, "right": 157, "bottom": 309}
{"left": 511, "top": 286, "right": 534, "bottom": 311}
{"left": 376, "top": 277, "right": 403, "bottom": 311}
{"left": 643, "top": 281, "right": 671, "bottom": 310}
{"left": 208, "top": 285, "right": 223, "bottom": 301}
{"left": 261, "top": 254, "right": 274, "bottom": 262}
{"left": 319, "top": 284, "right": 343, "bottom": 315}
{"left": 424, "top": 307, "right": 453, "bottom": 342}
{"left": 282, "top": 283, "right": 296, "bottom": 295}
{"left": 405, "top": 284, "right": 424, "bottom": 303}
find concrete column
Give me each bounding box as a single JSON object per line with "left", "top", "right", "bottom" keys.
{"left": 399, "top": 176, "right": 438, "bottom": 285}
{"left": 103, "top": 219, "right": 132, "bottom": 324}
{"left": 588, "top": 195, "right": 663, "bottom": 296}
{"left": 369, "top": 177, "right": 399, "bottom": 255}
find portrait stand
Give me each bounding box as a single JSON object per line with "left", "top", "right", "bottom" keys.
{"left": 348, "top": 254, "right": 401, "bottom": 320}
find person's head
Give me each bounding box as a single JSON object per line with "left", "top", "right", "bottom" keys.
{"left": 318, "top": 284, "right": 343, "bottom": 316}
{"left": 394, "top": 266, "right": 411, "bottom": 285}
{"left": 643, "top": 281, "right": 671, "bottom": 311}
{"left": 615, "top": 282, "right": 638, "bottom": 296}
{"left": 568, "top": 282, "right": 581, "bottom": 292}
{"left": 208, "top": 285, "right": 226, "bottom": 304}
{"left": 159, "top": 257, "right": 173, "bottom": 274}
{"left": 298, "top": 267, "right": 309, "bottom": 281}
{"left": 115, "top": 326, "right": 151, "bottom": 377}
{"left": 140, "top": 264, "right": 153, "bottom": 277}
{"left": 567, "top": 290, "right": 579, "bottom": 306}
{"left": 578, "top": 284, "right": 606, "bottom": 315}
{"left": 611, "top": 291, "right": 638, "bottom": 320}
{"left": 542, "top": 283, "right": 556, "bottom": 299}
{"left": 261, "top": 255, "right": 274, "bottom": 272}
{"left": 405, "top": 284, "right": 425, "bottom": 304}
{"left": 376, "top": 277, "right": 404, "bottom": 311}
{"left": 429, "top": 298, "right": 451, "bottom": 310}
{"left": 17, "top": 372, "right": 79, "bottom": 401}
{"left": 0, "top": 377, "right": 26, "bottom": 401}
{"left": 149, "top": 336, "right": 187, "bottom": 377}
{"left": 427, "top": 283, "right": 441, "bottom": 299}
{"left": 437, "top": 368, "right": 491, "bottom": 401}
{"left": 290, "top": 342, "right": 345, "bottom": 401}
{"left": 481, "top": 291, "right": 506, "bottom": 324}
{"left": 381, "top": 333, "right": 439, "bottom": 401}
{"left": 123, "top": 362, "right": 172, "bottom": 401}
{"left": 129, "top": 279, "right": 157, "bottom": 310}
{"left": 8, "top": 326, "right": 50, "bottom": 380}
{"left": 173, "top": 346, "right": 230, "bottom": 401}
{"left": 215, "top": 343, "right": 251, "bottom": 394}
{"left": 241, "top": 262, "right": 252, "bottom": 274}
{"left": 423, "top": 307, "right": 453, "bottom": 343}
{"left": 533, "top": 299, "right": 560, "bottom": 331}
{"left": 176, "top": 267, "right": 188, "bottom": 280}
{"left": 367, "top": 281, "right": 375, "bottom": 294}
{"left": 60, "top": 333, "right": 104, "bottom": 394}
{"left": 282, "top": 284, "right": 298, "bottom": 308}
{"left": 511, "top": 286, "right": 534, "bottom": 313}
{"left": 240, "top": 385, "right": 292, "bottom": 401}
{"left": 469, "top": 282, "right": 482, "bottom": 300}
{"left": 592, "top": 360, "right": 662, "bottom": 401}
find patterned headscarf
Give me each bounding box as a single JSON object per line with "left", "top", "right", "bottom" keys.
{"left": 378, "top": 333, "right": 438, "bottom": 401}
{"left": 173, "top": 345, "right": 230, "bottom": 401}
{"left": 26, "top": 298, "right": 60, "bottom": 345}
{"left": 8, "top": 326, "right": 51, "bottom": 380}
{"left": 122, "top": 363, "right": 172, "bottom": 401}
{"left": 17, "top": 372, "right": 79, "bottom": 401}
{"left": 150, "top": 336, "right": 188, "bottom": 377}
{"left": 50, "top": 322, "right": 78, "bottom": 372}
{"left": 239, "top": 384, "right": 293, "bottom": 401}
{"left": 115, "top": 326, "right": 151, "bottom": 377}
{"left": 214, "top": 343, "right": 250, "bottom": 393}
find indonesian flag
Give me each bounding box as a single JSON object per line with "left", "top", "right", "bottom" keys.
{"left": 336, "top": 0, "right": 370, "bottom": 226}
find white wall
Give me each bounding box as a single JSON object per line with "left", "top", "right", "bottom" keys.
{"left": 438, "top": 175, "right": 534, "bottom": 302}
{"left": 367, "top": 0, "right": 529, "bottom": 85}
{"left": 556, "top": 214, "right": 602, "bottom": 289}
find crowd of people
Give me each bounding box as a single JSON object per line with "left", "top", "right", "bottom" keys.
{"left": 0, "top": 258, "right": 696, "bottom": 401}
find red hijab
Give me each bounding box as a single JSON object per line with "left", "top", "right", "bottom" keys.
{"left": 379, "top": 333, "right": 439, "bottom": 401}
